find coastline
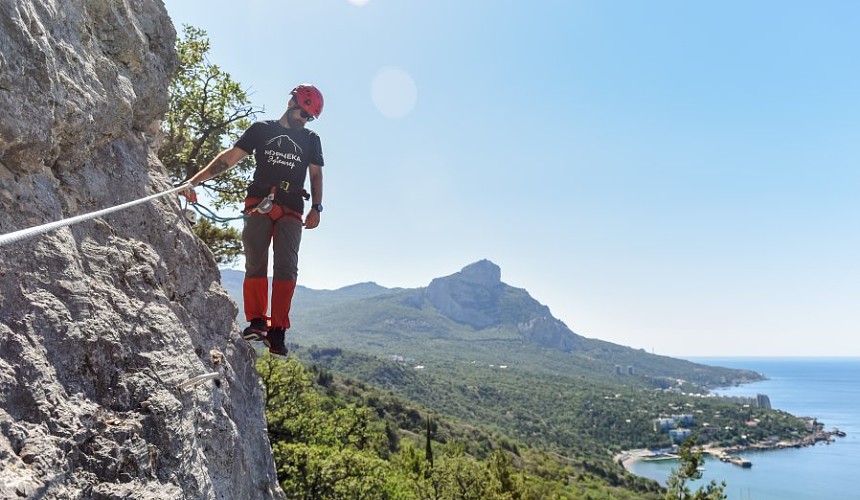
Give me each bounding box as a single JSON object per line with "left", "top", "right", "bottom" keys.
{"left": 627, "top": 357, "right": 859, "bottom": 499}
{"left": 618, "top": 424, "right": 845, "bottom": 473}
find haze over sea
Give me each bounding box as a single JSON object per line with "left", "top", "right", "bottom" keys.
{"left": 627, "top": 358, "right": 860, "bottom": 500}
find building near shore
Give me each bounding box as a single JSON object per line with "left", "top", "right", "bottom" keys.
{"left": 669, "top": 428, "right": 692, "bottom": 443}
{"left": 654, "top": 418, "right": 675, "bottom": 432}
{"left": 717, "top": 393, "right": 773, "bottom": 408}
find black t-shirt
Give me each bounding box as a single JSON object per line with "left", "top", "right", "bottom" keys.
{"left": 235, "top": 120, "right": 324, "bottom": 213}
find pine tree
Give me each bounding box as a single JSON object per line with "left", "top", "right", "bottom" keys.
{"left": 665, "top": 438, "right": 727, "bottom": 500}
{"left": 159, "top": 25, "right": 261, "bottom": 264}
{"left": 425, "top": 416, "right": 434, "bottom": 468}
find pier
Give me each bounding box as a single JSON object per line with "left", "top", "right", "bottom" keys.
{"left": 722, "top": 455, "right": 753, "bottom": 468}
{"left": 703, "top": 448, "right": 753, "bottom": 468}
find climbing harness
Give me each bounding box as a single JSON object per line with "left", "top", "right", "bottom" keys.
{"left": 180, "top": 180, "right": 308, "bottom": 224}
{"left": 179, "top": 186, "right": 284, "bottom": 223}
{"left": 247, "top": 187, "right": 276, "bottom": 215}
{"left": 0, "top": 183, "right": 192, "bottom": 247}
{"left": 248, "top": 181, "right": 310, "bottom": 206}
{"left": 242, "top": 181, "right": 310, "bottom": 218}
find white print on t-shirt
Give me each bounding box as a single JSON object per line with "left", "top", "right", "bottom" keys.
{"left": 265, "top": 135, "right": 304, "bottom": 155}
{"left": 264, "top": 149, "right": 302, "bottom": 169}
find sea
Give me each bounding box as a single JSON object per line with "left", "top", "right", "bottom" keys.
{"left": 626, "top": 357, "right": 860, "bottom": 500}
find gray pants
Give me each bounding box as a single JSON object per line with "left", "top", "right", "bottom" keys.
{"left": 242, "top": 214, "right": 302, "bottom": 281}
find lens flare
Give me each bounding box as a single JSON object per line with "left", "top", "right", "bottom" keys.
{"left": 371, "top": 67, "right": 418, "bottom": 119}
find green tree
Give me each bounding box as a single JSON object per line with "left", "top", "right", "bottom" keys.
{"left": 159, "top": 25, "right": 261, "bottom": 264}
{"left": 486, "top": 449, "right": 525, "bottom": 499}
{"left": 665, "top": 439, "right": 727, "bottom": 500}
{"left": 275, "top": 442, "right": 394, "bottom": 500}
{"left": 425, "top": 416, "right": 434, "bottom": 468}
{"left": 437, "top": 444, "right": 488, "bottom": 500}
{"left": 259, "top": 356, "right": 399, "bottom": 498}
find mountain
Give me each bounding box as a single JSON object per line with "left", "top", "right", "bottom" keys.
{"left": 220, "top": 268, "right": 394, "bottom": 316}
{"left": 221, "top": 261, "right": 759, "bottom": 388}
{"left": 426, "top": 259, "right": 582, "bottom": 351}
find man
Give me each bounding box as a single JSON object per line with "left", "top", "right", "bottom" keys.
{"left": 183, "top": 84, "right": 325, "bottom": 356}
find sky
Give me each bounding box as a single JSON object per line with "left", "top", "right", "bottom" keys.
{"left": 162, "top": 0, "right": 859, "bottom": 357}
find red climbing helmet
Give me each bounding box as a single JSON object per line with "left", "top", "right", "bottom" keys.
{"left": 290, "top": 84, "right": 324, "bottom": 119}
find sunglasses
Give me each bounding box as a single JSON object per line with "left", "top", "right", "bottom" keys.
{"left": 296, "top": 107, "right": 315, "bottom": 121}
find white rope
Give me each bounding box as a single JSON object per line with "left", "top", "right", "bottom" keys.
{"left": 0, "top": 183, "right": 191, "bottom": 247}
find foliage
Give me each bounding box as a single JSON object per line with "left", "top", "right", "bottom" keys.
{"left": 302, "top": 346, "right": 811, "bottom": 467}
{"left": 186, "top": 217, "right": 243, "bottom": 264}
{"left": 159, "top": 25, "right": 261, "bottom": 263}
{"left": 256, "top": 354, "right": 664, "bottom": 499}
{"left": 664, "top": 439, "right": 727, "bottom": 500}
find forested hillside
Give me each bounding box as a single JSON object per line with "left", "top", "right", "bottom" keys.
{"left": 258, "top": 353, "right": 664, "bottom": 499}
{"left": 299, "top": 347, "right": 809, "bottom": 462}
{"left": 259, "top": 348, "right": 809, "bottom": 498}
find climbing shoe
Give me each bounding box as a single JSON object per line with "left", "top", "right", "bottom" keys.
{"left": 265, "top": 327, "right": 288, "bottom": 357}
{"left": 242, "top": 318, "right": 269, "bottom": 342}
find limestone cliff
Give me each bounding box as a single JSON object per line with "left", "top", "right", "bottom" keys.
{"left": 424, "top": 260, "right": 583, "bottom": 351}
{"left": 425, "top": 260, "right": 504, "bottom": 329}
{"left": 0, "top": 1, "right": 283, "bottom": 498}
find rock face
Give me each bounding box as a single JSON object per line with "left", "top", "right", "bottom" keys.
{"left": 0, "top": 1, "right": 283, "bottom": 499}
{"left": 426, "top": 260, "right": 503, "bottom": 329}
{"left": 425, "top": 260, "right": 582, "bottom": 351}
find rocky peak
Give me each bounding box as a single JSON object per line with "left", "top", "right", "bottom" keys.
{"left": 426, "top": 260, "right": 504, "bottom": 328}
{"left": 0, "top": 1, "right": 282, "bottom": 498}
{"left": 423, "top": 261, "right": 582, "bottom": 351}
{"left": 458, "top": 259, "right": 502, "bottom": 287}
